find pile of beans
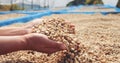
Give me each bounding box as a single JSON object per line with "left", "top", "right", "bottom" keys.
{"left": 32, "top": 18, "right": 82, "bottom": 63}
{"left": 0, "top": 18, "right": 107, "bottom": 63}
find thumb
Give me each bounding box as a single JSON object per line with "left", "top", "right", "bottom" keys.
{"left": 54, "top": 42, "right": 67, "bottom": 50}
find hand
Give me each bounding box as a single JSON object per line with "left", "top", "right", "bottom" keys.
{"left": 24, "top": 33, "right": 67, "bottom": 54}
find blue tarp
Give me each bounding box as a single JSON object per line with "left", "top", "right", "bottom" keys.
{"left": 0, "top": 5, "right": 120, "bottom": 26}
{"left": 0, "top": 11, "right": 52, "bottom": 26}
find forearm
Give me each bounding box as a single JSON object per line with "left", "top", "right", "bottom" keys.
{"left": 0, "top": 36, "right": 27, "bottom": 55}
{"left": 0, "top": 27, "right": 30, "bottom": 36}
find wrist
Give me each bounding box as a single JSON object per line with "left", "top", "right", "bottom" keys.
{"left": 22, "top": 34, "right": 33, "bottom": 50}
{"left": 20, "top": 35, "right": 30, "bottom": 50}
{"left": 22, "top": 33, "right": 47, "bottom": 51}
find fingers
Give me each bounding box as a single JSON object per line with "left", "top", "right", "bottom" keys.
{"left": 47, "top": 40, "right": 66, "bottom": 49}
{"left": 55, "top": 42, "right": 67, "bottom": 50}
{"left": 48, "top": 41, "right": 67, "bottom": 53}
{"left": 53, "top": 43, "right": 67, "bottom": 51}
{"left": 25, "top": 33, "right": 67, "bottom": 54}
{"left": 40, "top": 43, "right": 67, "bottom": 54}
{"left": 39, "top": 40, "right": 67, "bottom": 54}
{"left": 40, "top": 47, "right": 62, "bottom": 54}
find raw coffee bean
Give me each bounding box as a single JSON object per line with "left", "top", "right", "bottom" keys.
{"left": 0, "top": 18, "right": 107, "bottom": 63}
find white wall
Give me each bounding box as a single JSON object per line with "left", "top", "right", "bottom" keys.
{"left": 102, "top": 0, "right": 118, "bottom": 7}
{"left": 53, "top": 0, "right": 73, "bottom": 7}
{"left": 0, "top": 0, "right": 73, "bottom": 7}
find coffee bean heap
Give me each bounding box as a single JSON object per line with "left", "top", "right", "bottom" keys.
{"left": 32, "top": 18, "right": 82, "bottom": 63}
{"left": 32, "top": 18, "right": 107, "bottom": 63}
{"left": 0, "top": 18, "right": 107, "bottom": 63}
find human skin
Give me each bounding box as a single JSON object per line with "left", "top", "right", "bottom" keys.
{"left": 0, "top": 33, "right": 66, "bottom": 55}
{"left": 0, "top": 18, "right": 75, "bottom": 36}
{"left": 0, "top": 19, "right": 44, "bottom": 36}
{"left": 0, "top": 27, "right": 30, "bottom": 36}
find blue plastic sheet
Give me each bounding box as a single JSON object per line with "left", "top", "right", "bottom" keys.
{"left": 0, "top": 5, "right": 120, "bottom": 26}
{"left": 0, "top": 11, "right": 42, "bottom": 15}
{"left": 115, "top": 8, "right": 120, "bottom": 12}
{"left": 0, "top": 11, "right": 52, "bottom": 26}
{"left": 53, "top": 5, "right": 120, "bottom": 15}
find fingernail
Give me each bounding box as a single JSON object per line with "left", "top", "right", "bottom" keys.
{"left": 59, "top": 43, "right": 67, "bottom": 50}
